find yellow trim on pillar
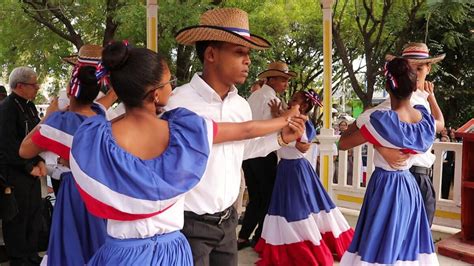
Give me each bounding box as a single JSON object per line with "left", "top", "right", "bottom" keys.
{"left": 148, "top": 17, "right": 158, "bottom": 52}
{"left": 322, "top": 156, "right": 329, "bottom": 189}
{"left": 336, "top": 194, "right": 364, "bottom": 204}
{"left": 434, "top": 210, "right": 461, "bottom": 220}
{"left": 323, "top": 19, "right": 331, "bottom": 129}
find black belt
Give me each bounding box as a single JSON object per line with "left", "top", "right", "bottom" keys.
{"left": 410, "top": 166, "right": 432, "bottom": 176}
{"left": 184, "top": 206, "right": 233, "bottom": 225}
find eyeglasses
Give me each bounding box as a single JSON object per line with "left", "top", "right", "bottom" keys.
{"left": 142, "top": 76, "right": 178, "bottom": 100}
{"left": 157, "top": 76, "right": 177, "bottom": 89}
{"left": 19, "top": 82, "right": 40, "bottom": 88}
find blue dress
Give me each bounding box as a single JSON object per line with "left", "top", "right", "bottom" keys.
{"left": 340, "top": 105, "right": 438, "bottom": 265}
{"left": 31, "top": 104, "right": 107, "bottom": 266}
{"left": 70, "top": 108, "right": 214, "bottom": 266}
{"left": 255, "top": 121, "right": 354, "bottom": 266}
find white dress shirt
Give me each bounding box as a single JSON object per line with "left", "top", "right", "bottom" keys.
{"left": 374, "top": 89, "right": 435, "bottom": 168}
{"left": 166, "top": 74, "right": 281, "bottom": 214}
{"left": 247, "top": 84, "right": 280, "bottom": 120}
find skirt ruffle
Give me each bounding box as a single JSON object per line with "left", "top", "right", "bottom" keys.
{"left": 340, "top": 168, "right": 438, "bottom": 265}
{"left": 256, "top": 158, "right": 354, "bottom": 266}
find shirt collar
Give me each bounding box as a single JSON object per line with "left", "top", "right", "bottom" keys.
{"left": 260, "top": 84, "right": 277, "bottom": 97}
{"left": 11, "top": 91, "right": 29, "bottom": 103}
{"left": 190, "top": 73, "right": 238, "bottom": 103}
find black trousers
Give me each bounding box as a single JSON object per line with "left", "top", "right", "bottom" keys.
{"left": 2, "top": 169, "right": 42, "bottom": 259}
{"left": 182, "top": 207, "right": 238, "bottom": 266}
{"left": 238, "top": 152, "right": 277, "bottom": 241}
{"left": 410, "top": 166, "right": 436, "bottom": 226}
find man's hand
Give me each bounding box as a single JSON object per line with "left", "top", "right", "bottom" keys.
{"left": 281, "top": 115, "right": 308, "bottom": 144}
{"left": 295, "top": 142, "right": 311, "bottom": 153}
{"left": 423, "top": 81, "right": 435, "bottom": 96}
{"left": 30, "top": 161, "right": 47, "bottom": 177}
{"left": 375, "top": 146, "right": 410, "bottom": 169}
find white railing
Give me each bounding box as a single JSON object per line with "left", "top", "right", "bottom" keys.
{"left": 329, "top": 142, "right": 463, "bottom": 229}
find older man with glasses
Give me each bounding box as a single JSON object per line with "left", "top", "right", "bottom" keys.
{"left": 0, "top": 66, "right": 46, "bottom": 265}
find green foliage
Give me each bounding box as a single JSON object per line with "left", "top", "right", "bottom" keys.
{"left": 424, "top": 1, "right": 474, "bottom": 128}
{"left": 0, "top": 0, "right": 471, "bottom": 125}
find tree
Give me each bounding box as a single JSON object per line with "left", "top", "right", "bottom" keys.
{"left": 332, "top": 0, "right": 424, "bottom": 108}
{"left": 422, "top": 1, "right": 474, "bottom": 128}
{"left": 0, "top": 0, "right": 144, "bottom": 97}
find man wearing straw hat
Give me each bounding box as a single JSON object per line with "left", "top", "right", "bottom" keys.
{"left": 374, "top": 42, "right": 445, "bottom": 226}
{"left": 168, "top": 8, "right": 307, "bottom": 266}
{"left": 237, "top": 61, "right": 296, "bottom": 250}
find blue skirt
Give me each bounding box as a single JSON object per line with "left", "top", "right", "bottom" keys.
{"left": 47, "top": 172, "right": 107, "bottom": 266}
{"left": 256, "top": 158, "right": 353, "bottom": 265}
{"left": 340, "top": 167, "right": 438, "bottom": 265}
{"left": 87, "top": 231, "right": 192, "bottom": 266}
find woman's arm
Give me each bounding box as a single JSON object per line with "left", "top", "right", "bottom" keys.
{"left": 96, "top": 88, "right": 118, "bottom": 110}
{"left": 213, "top": 105, "right": 303, "bottom": 144}
{"left": 19, "top": 130, "right": 44, "bottom": 159}
{"left": 338, "top": 123, "right": 366, "bottom": 150}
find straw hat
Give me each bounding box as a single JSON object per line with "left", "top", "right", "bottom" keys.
{"left": 62, "top": 44, "right": 103, "bottom": 65}
{"left": 258, "top": 61, "right": 297, "bottom": 79}
{"left": 385, "top": 42, "right": 445, "bottom": 64}
{"left": 175, "top": 8, "right": 271, "bottom": 50}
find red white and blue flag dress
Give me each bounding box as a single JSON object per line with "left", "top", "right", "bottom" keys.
{"left": 255, "top": 121, "right": 354, "bottom": 265}
{"left": 70, "top": 108, "right": 215, "bottom": 266}
{"left": 340, "top": 105, "right": 438, "bottom": 265}
{"left": 31, "top": 104, "right": 107, "bottom": 266}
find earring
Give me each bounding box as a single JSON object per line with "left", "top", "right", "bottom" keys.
{"left": 154, "top": 97, "right": 160, "bottom": 104}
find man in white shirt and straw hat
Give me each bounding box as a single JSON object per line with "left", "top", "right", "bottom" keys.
{"left": 374, "top": 42, "right": 445, "bottom": 226}
{"left": 237, "top": 61, "right": 296, "bottom": 250}
{"left": 167, "top": 7, "right": 307, "bottom": 266}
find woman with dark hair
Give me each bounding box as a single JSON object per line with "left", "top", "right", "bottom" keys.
{"left": 256, "top": 90, "right": 354, "bottom": 265}
{"left": 338, "top": 58, "right": 438, "bottom": 265}
{"left": 69, "top": 41, "right": 305, "bottom": 265}
{"left": 19, "top": 66, "right": 107, "bottom": 266}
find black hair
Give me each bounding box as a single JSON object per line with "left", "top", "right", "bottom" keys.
{"left": 298, "top": 90, "right": 316, "bottom": 114}
{"left": 75, "top": 66, "right": 100, "bottom": 105}
{"left": 385, "top": 58, "right": 417, "bottom": 100}
{"left": 102, "top": 41, "right": 166, "bottom": 108}
{"left": 195, "top": 41, "right": 224, "bottom": 63}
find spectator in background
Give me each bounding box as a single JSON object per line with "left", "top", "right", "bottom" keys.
{"left": 0, "top": 67, "right": 45, "bottom": 265}
{"left": 440, "top": 135, "right": 455, "bottom": 199}
{"left": 0, "top": 86, "right": 7, "bottom": 102}
{"left": 338, "top": 120, "right": 348, "bottom": 135}
{"left": 449, "top": 128, "right": 460, "bottom": 142}
{"left": 437, "top": 127, "right": 448, "bottom": 141}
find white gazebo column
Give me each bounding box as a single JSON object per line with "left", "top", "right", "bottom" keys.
{"left": 146, "top": 0, "right": 158, "bottom": 52}
{"left": 318, "top": 0, "right": 338, "bottom": 195}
